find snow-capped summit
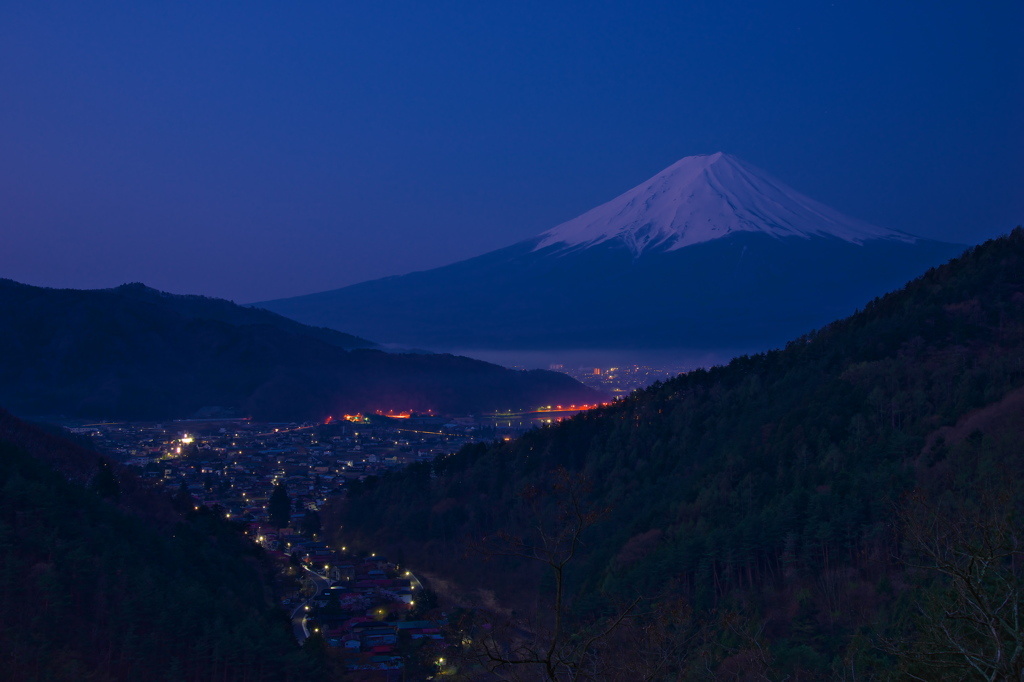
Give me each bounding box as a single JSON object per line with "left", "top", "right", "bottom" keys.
{"left": 535, "top": 152, "right": 913, "bottom": 256}
{"left": 259, "top": 153, "right": 963, "bottom": 354}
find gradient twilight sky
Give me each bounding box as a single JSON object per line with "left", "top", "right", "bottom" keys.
{"left": 2, "top": 0, "right": 1021, "bottom": 303}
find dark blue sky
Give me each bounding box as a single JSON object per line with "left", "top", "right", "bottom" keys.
{"left": 2, "top": 0, "right": 1021, "bottom": 302}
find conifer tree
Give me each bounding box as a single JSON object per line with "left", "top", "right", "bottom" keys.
{"left": 268, "top": 481, "right": 291, "bottom": 528}
{"left": 173, "top": 478, "right": 193, "bottom": 511}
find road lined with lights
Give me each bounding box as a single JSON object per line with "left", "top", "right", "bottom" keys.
{"left": 290, "top": 565, "right": 332, "bottom": 643}
{"left": 256, "top": 424, "right": 317, "bottom": 437}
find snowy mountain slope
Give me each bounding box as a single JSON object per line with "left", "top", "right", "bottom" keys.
{"left": 257, "top": 154, "right": 965, "bottom": 353}
{"left": 535, "top": 152, "right": 912, "bottom": 255}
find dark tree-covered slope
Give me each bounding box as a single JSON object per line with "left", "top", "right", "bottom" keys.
{"left": 0, "top": 409, "right": 316, "bottom": 681}
{"left": 335, "top": 229, "right": 1024, "bottom": 677}
{"left": 0, "top": 279, "right": 597, "bottom": 420}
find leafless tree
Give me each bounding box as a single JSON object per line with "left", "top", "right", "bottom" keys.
{"left": 886, "top": 491, "right": 1024, "bottom": 681}
{"left": 460, "top": 467, "right": 641, "bottom": 682}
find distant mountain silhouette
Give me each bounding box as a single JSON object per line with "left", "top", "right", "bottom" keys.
{"left": 111, "top": 281, "right": 378, "bottom": 349}
{"left": 0, "top": 279, "right": 597, "bottom": 420}
{"left": 259, "top": 153, "right": 964, "bottom": 352}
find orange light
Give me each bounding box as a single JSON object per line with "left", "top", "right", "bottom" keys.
{"left": 374, "top": 409, "right": 412, "bottom": 419}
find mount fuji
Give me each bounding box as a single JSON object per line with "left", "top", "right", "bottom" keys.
{"left": 258, "top": 153, "right": 964, "bottom": 354}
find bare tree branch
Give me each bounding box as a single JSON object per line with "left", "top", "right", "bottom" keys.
{"left": 883, "top": 491, "right": 1024, "bottom": 681}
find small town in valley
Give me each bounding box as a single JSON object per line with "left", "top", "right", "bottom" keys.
{"left": 51, "top": 360, "right": 683, "bottom": 675}
{"left": 64, "top": 416, "right": 468, "bottom": 674}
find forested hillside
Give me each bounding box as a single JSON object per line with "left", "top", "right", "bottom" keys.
{"left": 0, "top": 410, "right": 318, "bottom": 681}
{"left": 335, "top": 228, "right": 1024, "bottom": 679}
{"left": 0, "top": 279, "right": 596, "bottom": 420}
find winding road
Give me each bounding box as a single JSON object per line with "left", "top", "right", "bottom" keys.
{"left": 290, "top": 566, "right": 332, "bottom": 643}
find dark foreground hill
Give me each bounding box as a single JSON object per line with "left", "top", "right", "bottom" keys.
{"left": 334, "top": 229, "right": 1024, "bottom": 680}
{"left": 0, "top": 279, "right": 596, "bottom": 420}
{"left": 0, "top": 409, "right": 317, "bottom": 681}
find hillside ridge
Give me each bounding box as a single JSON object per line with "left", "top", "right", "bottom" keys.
{"left": 333, "top": 228, "right": 1024, "bottom": 679}
{"left": 0, "top": 278, "right": 597, "bottom": 420}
